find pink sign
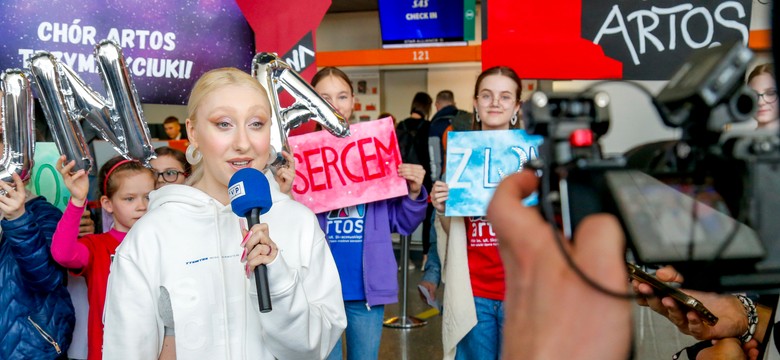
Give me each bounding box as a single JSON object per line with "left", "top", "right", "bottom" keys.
{"left": 288, "top": 117, "right": 408, "bottom": 214}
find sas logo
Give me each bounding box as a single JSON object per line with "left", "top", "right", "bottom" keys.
{"left": 228, "top": 181, "right": 245, "bottom": 201}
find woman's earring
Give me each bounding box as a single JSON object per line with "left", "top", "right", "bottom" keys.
{"left": 475, "top": 108, "right": 481, "bottom": 123}
{"left": 510, "top": 112, "right": 518, "bottom": 126}
{"left": 264, "top": 145, "right": 278, "bottom": 171}
{"left": 185, "top": 144, "right": 202, "bottom": 165}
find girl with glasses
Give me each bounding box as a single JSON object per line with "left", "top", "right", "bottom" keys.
{"left": 151, "top": 146, "right": 190, "bottom": 188}
{"left": 748, "top": 63, "right": 779, "bottom": 130}
{"left": 430, "top": 66, "right": 524, "bottom": 360}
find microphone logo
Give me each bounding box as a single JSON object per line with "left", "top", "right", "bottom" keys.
{"left": 228, "top": 181, "right": 246, "bottom": 201}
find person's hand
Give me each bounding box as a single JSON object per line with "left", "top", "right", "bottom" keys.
{"left": 57, "top": 155, "right": 90, "bottom": 207}
{"left": 633, "top": 266, "right": 684, "bottom": 307}
{"left": 696, "top": 338, "right": 747, "bottom": 360}
{"left": 417, "top": 280, "right": 437, "bottom": 303}
{"left": 0, "top": 173, "right": 27, "bottom": 221}
{"left": 240, "top": 223, "right": 278, "bottom": 278}
{"left": 487, "top": 170, "right": 631, "bottom": 360}
{"left": 633, "top": 267, "right": 748, "bottom": 340}
{"left": 430, "top": 180, "right": 448, "bottom": 214}
{"left": 397, "top": 163, "right": 425, "bottom": 199}
{"left": 79, "top": 208, "right": 95, "bottom": 237}
{"left": 274, "top": 151, "right": 296, "bottom": 195}
{"left": 742, "top": 338, "right": 760, "bottom": 360}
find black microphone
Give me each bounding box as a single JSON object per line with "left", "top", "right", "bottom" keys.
{"left": 229, "top": 168, "right": 273, "bottom": 312}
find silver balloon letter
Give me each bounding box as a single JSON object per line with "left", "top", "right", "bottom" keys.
{"left": 252, "top": 53, "right": 350, "bottom": 170}
{"left": 0, "top": 70, "right": 36, "bottom": 185}
{"left": 29, "top": 39, "right": 155, "bottom": 172}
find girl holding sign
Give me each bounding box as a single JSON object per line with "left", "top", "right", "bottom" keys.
{"left": 101, "top": 67, "right": 346, "bottom": 359}
{"left": 312, "top": 67, "right": 429, "bottom": 360}
{"left": 430, "top": 66, "right": 524, "bottom": 360}
{"left": 52, "top": 155, "right": 156, "bottom": 360}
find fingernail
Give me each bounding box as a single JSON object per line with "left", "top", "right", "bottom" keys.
{"left": 239, "top": 218, "right": 248, "bottom": 231}
{"left": 245, "top": 264, "right": 251, "bottom": 277}
{"left": 241, "top": 230, "right": 253, "bottom": 247}
{"left": 240, "top": 248, "right": 247, "bottom": 262}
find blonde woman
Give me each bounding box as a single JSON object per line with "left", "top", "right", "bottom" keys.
{"left": 102, "top": 68, "right": 346, "bottom": 359}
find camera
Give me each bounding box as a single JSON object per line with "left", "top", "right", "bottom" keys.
{"left": 524, "top": 41, "right": 780, "bottom": 292}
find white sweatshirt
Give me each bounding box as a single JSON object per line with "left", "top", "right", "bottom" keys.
{"left": 102, "top": 179, "right": 346, "bottom": 359}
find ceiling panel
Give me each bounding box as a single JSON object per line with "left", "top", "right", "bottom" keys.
{"left": 327, "top": 0, "right": 378, "bottom": 13}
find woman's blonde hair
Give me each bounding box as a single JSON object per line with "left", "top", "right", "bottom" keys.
{"left": 185, "top": 67, "right": 269, "bottom": 185}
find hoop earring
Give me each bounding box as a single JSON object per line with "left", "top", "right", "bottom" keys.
{"left": 185, "top": 144, "right": 202, "bottom": 165}
{"left": 264, "top": 145, "right": 278, "bottom": 171}
{"left": 510, "top": 112, "right": 518, "bottom": 126}
{"left": 475, "top": 109, "right": 481, "bottom": 123}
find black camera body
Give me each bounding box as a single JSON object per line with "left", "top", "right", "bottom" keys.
{"left": 524, "top": 42, "right": 780, "bottom": 292}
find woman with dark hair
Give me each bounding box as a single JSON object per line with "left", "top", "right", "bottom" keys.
{"left": 430, "top": 66, "right": 524, "bottom": 360}
{"left": 747, "top": 63, "right": 779, "bottom": 130}
{"left": 151, "top": 146, "right": 190, "bottom": 188}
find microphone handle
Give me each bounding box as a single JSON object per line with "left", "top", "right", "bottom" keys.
{"left": 247, "top": 208, "right": 272, "bottom": 313}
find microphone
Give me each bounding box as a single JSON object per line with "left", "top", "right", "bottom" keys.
{"left": 229, "top": 168, "right": 273, "bottom": 313}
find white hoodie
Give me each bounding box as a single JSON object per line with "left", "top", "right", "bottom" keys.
{"left": 102, "top": 177, "right": 346, "bottom": 359}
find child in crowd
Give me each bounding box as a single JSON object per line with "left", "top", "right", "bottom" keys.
{"left": 100, "top": 146, "right": 189, "bottom": 232}
{"left": 102, "top": 67, "right": 346, "bottom": 359}
{"left": 430, "top": 66, "right": 525, "bottom": 359}
{"left": 312, "top": 66, "right": 429, "bottom": 360}
{"left": 51, "top": 154, "right": 156, "bottom": 360}
{"left": 151, "top": 146, "right": 190, "bottom": 188}
{"left": 0, "top": 162, "right": 75, "bottom": 358}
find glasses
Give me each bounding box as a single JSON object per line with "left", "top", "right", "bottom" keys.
{"left": 755, "top": 89, "right": 777, "bottom": 103}
{"left": 476, "top": 92, "right": 517, "bottom": 107}
{"left": 154, "top": 169, "right": 187, "bottom": 183}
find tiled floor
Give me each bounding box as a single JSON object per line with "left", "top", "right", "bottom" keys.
{"left": 338, "top": 243, "right": 699, "bottom": 360}
{"left": 377, "top": 259, "right": 443, "bottom": 360}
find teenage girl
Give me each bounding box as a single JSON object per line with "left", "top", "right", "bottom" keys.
{"left": 51, "top": 155, "right": 156, "bottom": 360}
{"left": 151, "top": 146, "right": 190, "bottom": 188}
{"left": 430, "top": 66, "right": 525, "bottom": 360}
{"left": 747, "top": 63, "right": 780, "bottom": 130}
{"left": 312, "top": 66, "right": 428, "bottom": 360}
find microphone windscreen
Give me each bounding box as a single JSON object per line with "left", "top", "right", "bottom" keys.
{"left": 228, "top": 168, "right": 273, "bottom": 218}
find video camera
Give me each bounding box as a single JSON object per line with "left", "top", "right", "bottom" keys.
{"left": 524, "top": 41, "right": 780, "bottom": 293}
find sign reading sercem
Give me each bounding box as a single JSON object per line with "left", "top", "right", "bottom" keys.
{"left": 289, "top": 117, "right": 408, "bottom": 214}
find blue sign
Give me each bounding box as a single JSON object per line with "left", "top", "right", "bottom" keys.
{"left": 0, "top": 0, "right": 254, "bottom": 105}
{"left": 444, "top": 130, "right": 542, "bottom": 217}
{"left": 378, "top": 0, "right": 466, "bottom": 48}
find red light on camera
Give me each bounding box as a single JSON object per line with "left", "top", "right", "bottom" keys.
{"left": 569, "top": 129, "right": 593, "bottom": 147}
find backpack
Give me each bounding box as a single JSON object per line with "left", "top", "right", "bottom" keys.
{"left": 396, "top": 119, "right": 428, "bottom": 165}
{"left": 450, "top": 109, "right": 473, "bottom": 131}
{"left": 428, "top": 110, "right": 472, "bottom": 180}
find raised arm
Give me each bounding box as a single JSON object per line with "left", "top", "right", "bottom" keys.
{"left": 50, "top": 156, "right": 92, "bottom": 269}
{"left": 430, "top": 180, "right": 451, "bottom": 234}
{"left": 1, "top": 175, "right": 66, "bottom": 293}
{"left": 387, "top": 164, "right": 428, "bottom": 235}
